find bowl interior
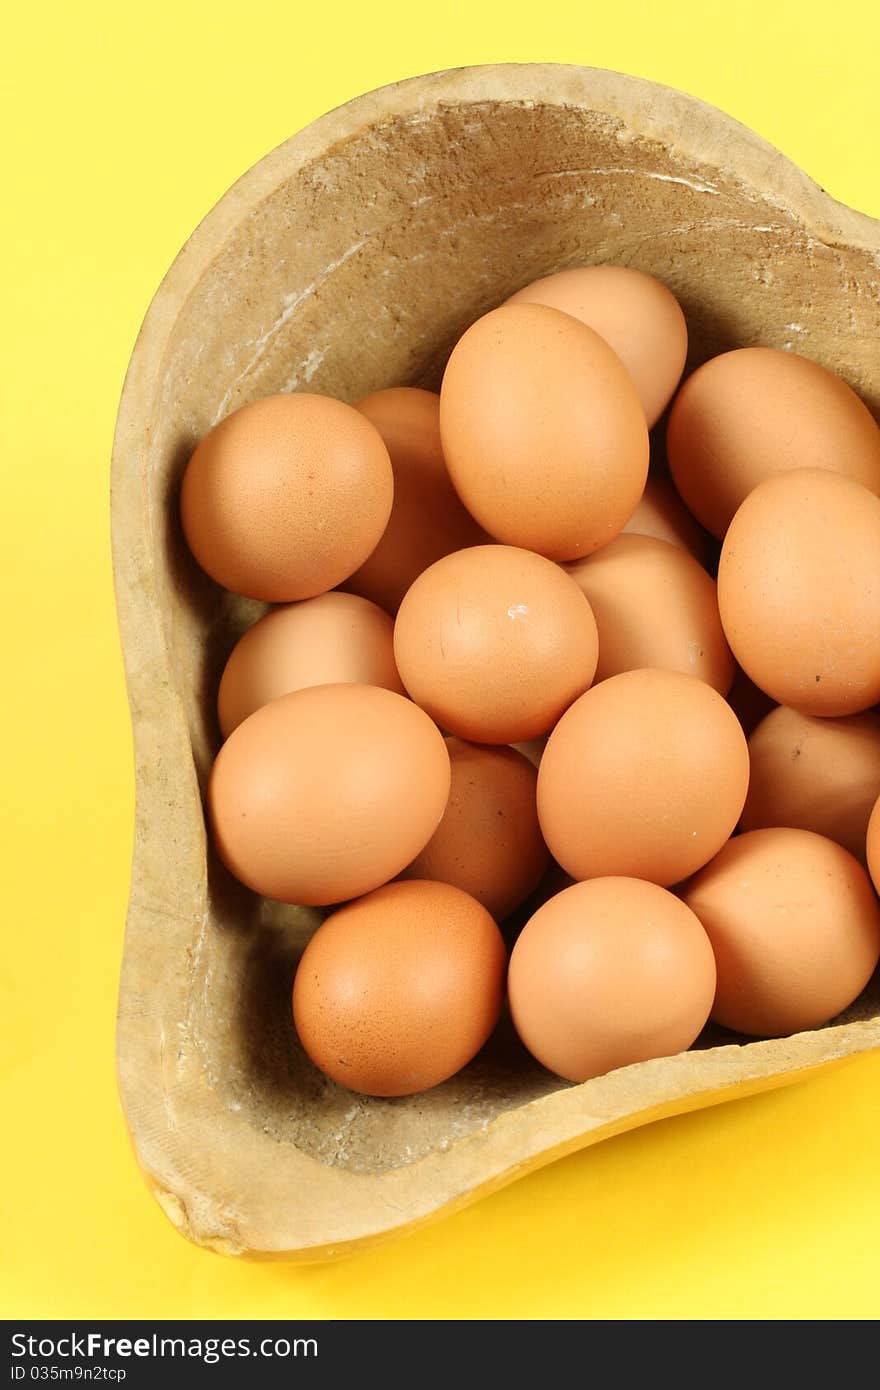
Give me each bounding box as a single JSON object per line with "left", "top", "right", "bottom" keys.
{"left": 136, "top": 91, "right": 880, "bottom": 1177}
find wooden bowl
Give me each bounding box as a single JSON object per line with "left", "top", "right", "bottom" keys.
{"left": 112, "top": 64, "right": 880, "bottom": 1259}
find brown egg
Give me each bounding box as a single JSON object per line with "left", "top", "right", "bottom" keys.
{"left": 439, "top": 305, "right": 648, "bottom": 560}
{"left": 726, "top": 665, "right": 777, "bottom": 738}
{"left": 668, "top": 347, "right": 880, "bottom": 539}
{"left": 718, "top": 469, "right": 880, "bottom": 716}
{"left": 217, "top": 592, "right": 404, "bottom": 737}
{"left": 292, "top": 879, "right": 506, "bottom": 1096}
{"left": 565, "top": 533, "right": 734, "bottom": 694}
{"left": 866, "top": 796, "right": 880, "bottom": 894}
{"left": 180, "top": 393, "right": 393, "bottom": 600}
{"left": 208, "top": 683, "right": 450, "bottom": 905}
{"left": 538, "top": 669, "right": 749, "bottom": 886}
{"left": 683, "top": 828, "right": 880, "bottom": 1036}
{"left": 742, "top": 706, "right": 880, "bottom": 860}
{"left": 508, "top": 878, "right": 716, "bottom": 1083}
{"left": 508, "top": 265, "right": 688, "bottom": 427}
{"left": 394, "top": 545, "right": 599, "bottom": 743}
{"left": 622, "top": 474, "right": 712, "bottom": 566}
{"left": 401, "top": 739, "right": 550, "bottom": 919}
{"left": 342, "top": 387, "right": 489, "bottom": 613}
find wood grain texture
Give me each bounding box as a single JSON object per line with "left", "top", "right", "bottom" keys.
{"left": 111, "top": 63, "right": 880, "bottom": 1259}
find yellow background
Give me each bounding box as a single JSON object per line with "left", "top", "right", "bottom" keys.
{"left": 3, "top": 0, "right": 879, "bottom": 1321}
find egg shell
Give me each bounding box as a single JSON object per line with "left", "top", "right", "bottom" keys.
{"left": 742, "top": 705, "right": 880, "bottom": 860}
{"left": 508, "top": 878, "right": 716, "bottom": 1083}
{"left": 292, "top": 879, "right": 507, "bottom": 1097}
{"left": 717, "top": 468, "right": 880, "bottom": 716}
{"left": 565, "top": 533, "right": 734, "bottom": 694}
{"left": 341, "top": 387, "right": 489, "bottom": 613}
{"left": 668, "top": 347, "right": 880, "bottom": 539}
{"left": 622, "top": 473, "right": 712, "bottom": 566}
{"left": 401, "top": 739, "right": 550, "bottom": 920}
{"left": 180, "top": 393, "right": 393, "bottom": 601}
{"left": 538, "top": 668, "right": 749, "bottom": 886}
{"left": 217, "top": 591, "right": 404, "bottom": 737}
{"left": 439, "top": 304, "right": 649, "bottom": 560}
{"left": 208, "top": 683, "right": 450, "bottom": 905}
{"left": 507, "top": 265, "right": 688, "bottom": 427}
{"left": 683, "top": 827, "right": 880, "bottom": 1037}
{"left": 393, "top": 544, "right": 599, "bottom": 743}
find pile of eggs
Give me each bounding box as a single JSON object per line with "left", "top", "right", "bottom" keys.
{"left": 180, "top": 264, "right": 880, "bottom": 1098}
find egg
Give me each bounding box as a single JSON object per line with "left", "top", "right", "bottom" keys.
{"left": 439, "top": 304, "right": 648, "bottom": 560}
{"left": 622, "top": 474, "right": 712, "bottom": 566}
{"left": 683, "top": 828, "right": 880, "bottom": 1036}
{"left": 180, "top": 393, "right": 393, "bottom": 601}
{"left": 208, "top": 683, "right": 450, "bottom": 905}
{"left": 668, "top": 347, "right": 880, "bottom": 539}
{"left": 217, "top": 591, "right": 404, "bottom": 737}
{"left": 507, "top": 265, "right": 688, "bottom": 427}
{"left": 741, "top": 706, "right": 880, "bottom": 860}
{"left": 508, "top": 878, "right": 716, "bottom": 1083}
{"left": 393, "top": 544, "right": 599, "bottom": 743}
{"left": 343, "top": 387, "right": 488, "bottom": 612}
{"left": 400, "top": 739, "right": 550, "bottom": 919}
{"left": 538, "top": 669, "right": 749, "bottom": 886}
{"left": 565, "top": 533, "right": 734, "bottom": 694}
{"left": 718, "top": 468, "right": 880, "bottom": 715}
{"left": 292, "top": 879, "right": 506, "bottom": 1096}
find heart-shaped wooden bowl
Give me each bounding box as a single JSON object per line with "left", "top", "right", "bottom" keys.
{"left": 112, "top": 64, "right": 880, "bottom": 1259}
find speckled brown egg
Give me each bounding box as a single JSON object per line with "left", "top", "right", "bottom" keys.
{"left": 217, "top": 591, "right": 404, "bottom": 737}
{"left": 342, "top": 387, "right": 489, "bottom": 613}
{"left": 717, "top": 468, "right": 880, "bottom": 716}
{"left": 683, "top": 828, "right": 880, "bottom": 1037}
{"left": 439, "top": 305, "right": 648, "bottom": 560}
{"left": 622, "top": 474, "right": 712, "bottom": 566}
{"left": 401, "top": 739, "right": 550, "bottom": 920}
{"left": 292, "top": 879, "right": 506, "bottom": 1096}
{"left": 668, "top": 347, "right": 880, "bottom": 539}
{"left": 208, "top": 683, "right": 450, "bottom": 905}
{"left": 508, "top": 878, "right": 716, "bottom": 1083}
{"left": 394, "top": 544, "right": 599, "bottom": 743}
{"left": 508, "top": 265, "right": 688, "bottom": 427}
{"left": 742, "top": 706, "right": 880, "bottom": 860}
{"left": 180, "top": 393, "right": 393, "bottom": 600}
{"left": 566, "top": 533, "right": 734, "bottom": 694}
{"left": 538, "top": 669, "right": 749, "bottom": 886}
